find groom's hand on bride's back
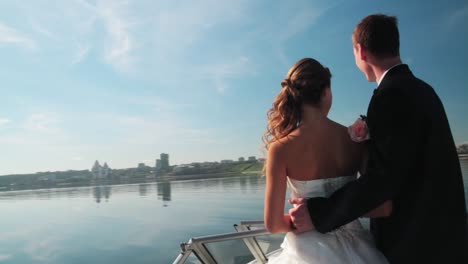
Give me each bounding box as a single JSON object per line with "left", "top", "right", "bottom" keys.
{"left": 289, "top": 198, "right": 315, "bottom": 233}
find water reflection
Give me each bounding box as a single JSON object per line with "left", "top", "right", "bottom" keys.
{"left": 222, "top": 178, "right": 237, "bottom": 190}
{"left": 0, "top": 169, "right": 463, "bottom": 207}
{"left": 93, "top": 185, "right": 112, "bottom": 203}
{"left": 139, "top": 184, "right": 148, "bottom": 197}
{"left": 249, "top": 175, "right": 260, "bottom": 186}
{"left": 0, "top": 175, "right": 268, "bottom": 264}
{"left": 157, "top": 180, "right": 171, "bottom": 207}
{"left": 239, "top": 176, "right": 247, "bottom": 192}
{"left": 0, "top": 172, "right": 465, "bottom": 264}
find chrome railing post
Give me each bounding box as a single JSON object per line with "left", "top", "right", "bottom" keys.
{"left": 172, "top": 242, "right": 195, "bottom": 264}
{"left": 172, "top": 220, "right": 275, "bottom": 264}
{"left": 234, "top": 224, "right": 268, "bottom": 263}
{"left": 189, "top": 239, "right": 217, "bottom": 264}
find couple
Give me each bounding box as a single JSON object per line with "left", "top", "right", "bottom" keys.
{"left": 263, "top": 14, "right": 468, "bottom": 263}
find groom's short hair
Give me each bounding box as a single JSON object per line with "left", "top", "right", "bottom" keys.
{"left": 353, "top": 14, "right": 400, "bottom": 59}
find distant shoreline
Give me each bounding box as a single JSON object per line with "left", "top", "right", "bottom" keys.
{"left": 157, "top": 171, "right": 262, "bottom": 182}
{"left": 0, "top": 171, "right": 262, "bottom": 193}
{"left": 0, "top": 160, "right": 265, "bottom": 193}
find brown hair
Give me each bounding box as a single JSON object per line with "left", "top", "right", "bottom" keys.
{"left": 353, "top": 14, "right": 400, "bottom": 59}
{"left": 263, "top": 58, "right": 331, "bottom": 150}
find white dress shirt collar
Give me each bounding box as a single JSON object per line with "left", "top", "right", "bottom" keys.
{"left": 377, "top": 63, "right": 403, "bottom": 86}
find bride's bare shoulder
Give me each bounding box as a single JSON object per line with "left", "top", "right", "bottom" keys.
{"left": 327, "top": 119, "right": 361, "bottom": 147}
{"left": 267, "top": 133, "right": 299, "bottom": 157}
{"left": 269, "top": 134, "right": 295, "bottom": 149}
{"left": 328, "top": 118, "right": 348, "bottom": 131}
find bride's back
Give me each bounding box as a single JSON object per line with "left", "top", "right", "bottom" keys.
{"left": 281, "top": 119, "right": 363, "bottom": 181}
{"left": 264, "top": 58, "right": 363, "bottom": 182}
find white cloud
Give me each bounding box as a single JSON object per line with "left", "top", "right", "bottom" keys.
{"left": 0, "top": 22, "right": 36, "bottom": 49}
{"left": 24, "top": 236, "right": 63, "bottom": 262}
{"left": 0, "top": 118, "right": 10, "bottom": 126}
{"left": 279, "top": 6, "right": 323, "bottom": 42}
{"left": 144, "top": 1, "right": 327, "bottom": 89}
{"left": 152, "top": 1, "right": 247, "bottom": 55}
{"left": 274, "top": 3, "right": 329, "bottom": 66}
{"left": 12, "top": 0, "right": 326, "bottom": 79}
{"left": 72, "top": 42, "right": 91, "bottom": 64}
{"left": 202, "top": 56, "right": 256, "bottom": 93}
{"left": 0, "top": 112, "right": 71, "bottom": 157}
{"left": 108, "top": 114, "right": 218, "bottom": 145}
{"left": 0, "top": 254, "right": 12, "bottom": 261}
{"left": 19, "top": 0, "right": 98, "bottom": 68}
{"left": 124, "top": 95, "right": 194, "bottom": 113}
{"left": 447, "top": 5, "right": 468, "bottom": 28}
{"left": 23, "top": 113, "right": 61, "bottom": 134}
{"left": 72, "top": 156, "right": 84, "bottom": 161}
{"left": 30, "top": 20, "right": 59, "bottom": 41}
{"left": 97, "top": 0, "right": 137, "bottom": 72}
{"left": 71, "top": 0, "right": 137, "bottom": 72}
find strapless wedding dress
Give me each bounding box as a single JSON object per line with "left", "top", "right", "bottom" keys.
{"left": 267, "top": 176, "right": 388, "bottom": 264}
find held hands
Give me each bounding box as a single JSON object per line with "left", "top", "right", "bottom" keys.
{"left": 288, "top": 198, "right": 315, "bottom": 233}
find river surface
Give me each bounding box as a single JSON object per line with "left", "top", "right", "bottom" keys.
{"left": 0, "top": 160, "right": 467, "bottom": 264}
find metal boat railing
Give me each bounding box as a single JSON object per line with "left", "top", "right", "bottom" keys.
{"left": 174, "top": 217, "right": 468, "bottom": 263}
{"left": 172, "top": 220, "right": 282, "bottom": 264}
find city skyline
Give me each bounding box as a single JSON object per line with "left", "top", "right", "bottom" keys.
{"left": 0, "top": 152, "right": 261, "bottom": 176}
{"left": 1, "top": 0, "right": 468, "bottom": 175}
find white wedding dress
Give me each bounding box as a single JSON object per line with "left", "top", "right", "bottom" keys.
{"left": 267, "top": 176, "right": 388, "bottom": 264}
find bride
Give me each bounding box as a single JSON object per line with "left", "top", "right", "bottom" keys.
{"left": 263, "top": 58, "right": 390, "bottom": 263}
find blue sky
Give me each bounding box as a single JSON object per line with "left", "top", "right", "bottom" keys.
{"left": 0, "top": 0, "right": 467, "bottom": 175}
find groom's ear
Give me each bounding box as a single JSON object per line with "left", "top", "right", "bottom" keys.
{"left": 356, "top": 43, "right": 367, "bottom": 61}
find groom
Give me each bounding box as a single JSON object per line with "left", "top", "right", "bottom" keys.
{"left": 289, "top": 14, "right": 468, "bottom": 263}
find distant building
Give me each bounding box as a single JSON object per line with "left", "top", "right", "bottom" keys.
{"left": 91, "top": 160, "right": 111, "bottom": 179}
{"left": 102, "top": 162, "right": 110, "bottom": 175}
{"left": 155, "top": 153, "right": 171, "bottom": 175}
{"left": 238, "top": 157, "right": 245, "bottom": 162}
{"left": 173, "top": 165, "right": 190, "bottom": 174}
{"left": 91, "top": 160, "right": 100, "bottom": 176}
{"left": 202, "top": 162, "right": 216, "bottom": 167}
{"left": 160, "top": 153, "right": 170, "bottom": 169}
{"left": 221, "top": 159, "right": 234, "bottom": 164}
{"left": 138, "top": 163, "right": 146, "bottom": 168}
{"left": 38, "top": 174, "right": 56, "bottom": 182}
{"left": 248, "top": 156, "right": 256, "bottom": 162}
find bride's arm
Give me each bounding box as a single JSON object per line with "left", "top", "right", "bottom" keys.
{"left": 264, "top": 142, "right": 294, "bottom": 234}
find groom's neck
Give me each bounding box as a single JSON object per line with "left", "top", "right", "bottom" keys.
{"left": 371, "top": 56, "right": 402, "bottom": 83}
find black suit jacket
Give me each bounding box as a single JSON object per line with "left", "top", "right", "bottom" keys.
{"left": 307, "top": 65, "right": 468, "bottom": 263}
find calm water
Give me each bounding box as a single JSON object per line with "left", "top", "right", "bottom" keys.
{"left": 0, "top": 160, "right": 467, "bottom": 264}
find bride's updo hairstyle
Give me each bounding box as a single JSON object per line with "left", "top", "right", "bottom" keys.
{"left": 263, "top": 58, "right": 331, "bottom": 150}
